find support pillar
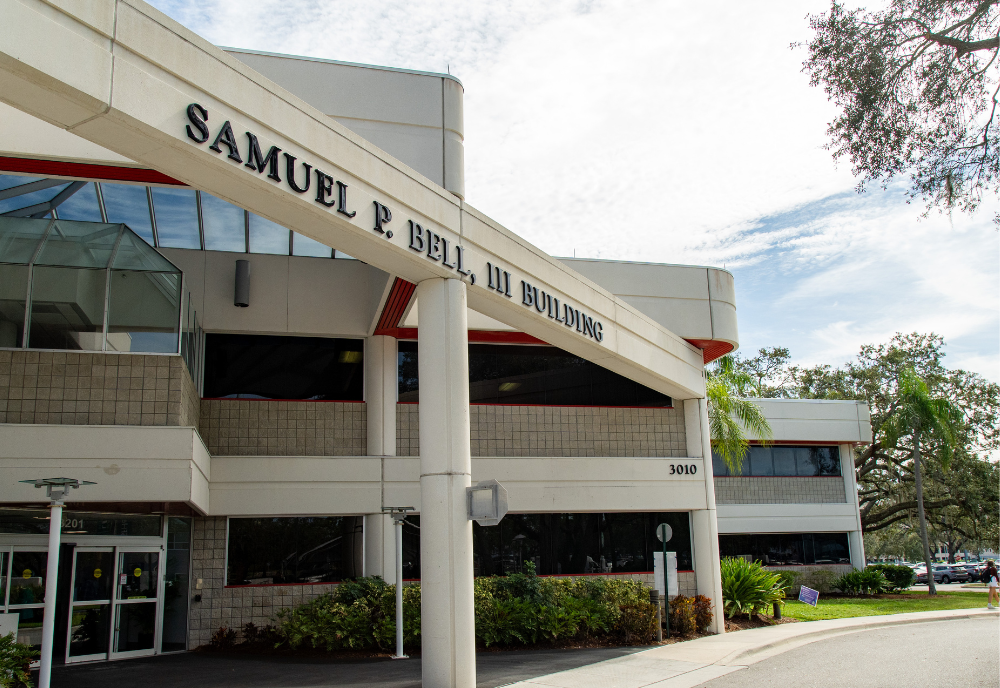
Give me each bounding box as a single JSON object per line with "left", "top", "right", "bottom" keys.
{"left": 365, "top": 335, "right": 398, "bottom": 580}
{"left": 417, "top": 277, "right": 475, "bottom": 688}
{"left": 685, "top": 398, "right": 725, "bottom": 634}
{"left": 841, "top": 442, "right": 867, "bottom": 570}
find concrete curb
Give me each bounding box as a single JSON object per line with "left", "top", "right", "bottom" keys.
{"left": 502, "top": 607, "right": 998, "bottom": 688}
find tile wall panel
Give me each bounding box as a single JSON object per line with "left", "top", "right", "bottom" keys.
{"left": 199, "top": 400, "right": 366, "bottom": 456}
{"left": 0, "top": 350, "right": 198, "bottom": 426}
{"left": 714, "top": 477, "right": 846, "bottom": 504}
{"left": 397, "top": 404, "right": 687, "bottom": 457}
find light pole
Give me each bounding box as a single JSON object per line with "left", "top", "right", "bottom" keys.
{"left": 19, "top": 478, "right": 94, "bottom": 688}
{"left": 382, "top": 506, "right": 413, "bottom": 660}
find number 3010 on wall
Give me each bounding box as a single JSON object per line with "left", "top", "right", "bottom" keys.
{"left": 669, "top": 464, "right": 698, "bottom": 475}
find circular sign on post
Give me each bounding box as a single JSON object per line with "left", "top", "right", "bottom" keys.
{"left": 656, "top": 523, "right": 673, "bottom": 543}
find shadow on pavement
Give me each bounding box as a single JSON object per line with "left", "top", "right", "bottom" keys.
{"left": 47, "top": 645, "right": 646, "bottom": 688}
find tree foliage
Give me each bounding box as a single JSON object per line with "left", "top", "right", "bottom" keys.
{"left": 706, "top": 355, "right": 773, "bottom": 474}
{"left": 801, "top": 0, "right": 1000, "bottom": 215}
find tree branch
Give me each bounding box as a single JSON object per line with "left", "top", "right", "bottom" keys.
{"left": 924, "top": 32, "right": 1000, "bottom": 56}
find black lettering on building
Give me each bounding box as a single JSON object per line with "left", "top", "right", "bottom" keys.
{"left": 456, "top": 245, "right": 470, "bottom": 276}
{"left": 209, "top": 121, "right": 242, "bottom": 162}
{"left": 336, "top": 181, "right": 357, "bottom": 218}
{"left": 522, "top": 280, "right": 534, "bottom": 307}
{"left": 409, "top": 220, "right": 425, "bottom": 251}
{"left": 426, "top": 230, "right": 443, "bottom": 261}
{"left": 593, "top": 321, "right": 603, "bottom": 342}
{"left": 373, "top": 202, "right": 392, "bottom": 234}
{"left": 245, "top": 133, "right": 281, "bottom": 181}
{"left": 441, "top": 238, "right": 457, "bottom": 269}
{"left": 284, "top": 154, "right": 311, "bottom": 193}
{"left": 314, "top": 170, "right": 336, "bottom": 207}
{"left": 186, "top": 103, "right": 209, "bottom": 143}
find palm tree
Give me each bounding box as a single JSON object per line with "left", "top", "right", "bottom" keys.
{"left": 882, "top": 367, "right": 961, "bottom": 596}
{"left": 707, "top": 355, "right": 772, "bottom": 474}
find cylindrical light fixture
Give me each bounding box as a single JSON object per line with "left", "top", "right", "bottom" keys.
{"left": 234, "top": 259, "right": 250, "bottom": 307}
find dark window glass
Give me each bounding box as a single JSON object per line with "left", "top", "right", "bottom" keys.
{"left": 9, "top": 551, "right": 47, "bottom": 605}
{"left": 719, "top": 532, "right": 850, "bottom": 565}
{"left": 115, "top": 602, "right": 156, "bottom": 652}
{"left": 226, "top": 516, "right": 364, "bottom": 585}
{"left": 398, "top": 342, "right": 672, "bottom": 407}
{"left": 0, "top": 509, "right": 160, "bottom": 536}
{"left": 749, "top": 447, "right": 774, "bottom": 476}
{"left": 162, "top": 517, "right": 191, "bottom": 652}
{"left": 117, "top": 552, "right": 158, "bottom": 599}
{"left": 69, "top": 605, "right": 110, "bottom": 657}
{"left": 403, "top": 512, "right": 692, "bottom": 580}
{"left": 712, "top": 446, "right": 842, "bottom": 477}
{"left": 0, "top": 264, "right": 28, "bottom": 347}
{"left": 73, "top": 551, "right": 113, "bottom": 601}
{"left": 15, "top": 608, "right": 44, "bottom": 652}
{"left": 204, "top": 334, "right": 364, "bottom": 401}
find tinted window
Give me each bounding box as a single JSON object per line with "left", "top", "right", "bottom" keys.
{"left": 227, "top": 516, "right": 363, "bottom": 585}
{"left": 712, "top": 446, "right": 841, "bottom": 477}
{"left": 399, "top": 342, "right": 672, "bottom": 407}
{"left": 204, "top": 334, "right": 364, "bottom": 401}
{"left": 719, "top": 532, "right": 851, "bottom": 565}
{"left": 402, "top": 512, "right": 692, "bottom": 580}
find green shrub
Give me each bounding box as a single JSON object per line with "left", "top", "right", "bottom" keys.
{"left": 720, "top": 557, "right": 786, "bottom": 618}
{"left": 275, "top": 572, "right": 667, "bottom": 652}
{"left": 832, "top": 568, "right": 890, "bottom": 595}
{"left": 669, "top": 595, "right": 697, "bottom": 636}
{"left": 774, "top": 570, "right": 801, "bottom": 595}
{"left": 0, "top": 632, "right": 38, "bottom": 688}
{"left": 210, "top": 626, "right": 237, "bottom": 649}
{"left": 692, "top": 595, "right": 714, "bottom": 633}
{"left": 867, "top": 564, "right": 914, "bottom": 591}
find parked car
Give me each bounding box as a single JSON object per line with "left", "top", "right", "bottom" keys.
{"left": 944, "top": 565, "right": 970, "bottom": 583}
{"left": 914, "top": 564, "right": 956, "bottom": 584}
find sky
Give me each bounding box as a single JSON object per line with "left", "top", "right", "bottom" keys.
{"left": 151, "top": 0, "right": 999, "bottom": 381}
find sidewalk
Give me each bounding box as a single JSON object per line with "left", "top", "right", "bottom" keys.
{"left": 500, "top": 607, "right": 997, "bottom": 688}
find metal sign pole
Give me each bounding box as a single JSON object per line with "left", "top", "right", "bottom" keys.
{"left": 19, "top": 478, "right": 94, "bottom": 688}
{"left": 656, "top": 523, "right": 673, "bottom": 641}
{"left": 383, "top": 506, "right": 413, "bottom": 660}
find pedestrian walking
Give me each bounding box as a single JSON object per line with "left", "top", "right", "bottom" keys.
{"left": 983, "top": 560, "right": 999, "bottom": 609}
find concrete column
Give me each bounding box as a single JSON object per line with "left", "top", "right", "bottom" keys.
{"left": 417, "top": 277, "right": 475, "bottom": 688}
{"left": 685, "top": 398, "right": 725, "bottom": 635}
{"left": 366, "top": 334, "right": 397, "bottom": 456}
{"left": 363, "top": 513, "right": 399, "bottom": 582}
{"left": 364, "top": 335, "right": 398, "bottom": 580}
{"left": 841, "top": 443, "right": 867, "bottom": 569}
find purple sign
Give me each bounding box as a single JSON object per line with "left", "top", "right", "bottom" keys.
{"left": 798, "top": 585, "right": 820, "bottom": 607}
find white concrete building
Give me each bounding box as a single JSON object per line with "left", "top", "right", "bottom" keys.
{"left": 0, "top": 1, "right": 869, "bottom": 683}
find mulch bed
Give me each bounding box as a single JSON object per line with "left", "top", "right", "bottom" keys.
{"left": 724, "top": 614, "right": 799, "bottom": 632}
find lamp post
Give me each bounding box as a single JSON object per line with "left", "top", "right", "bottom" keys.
{"left": 382, "top": 506, "right": 413, "bottom": 660}
{"left": 19, "top": 478, "right": 94, "bottom": 688}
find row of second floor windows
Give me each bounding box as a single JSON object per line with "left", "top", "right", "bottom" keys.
{"left": 712, "top": 445, "right": 842, "bottom": 478}
{"left": 0, "top": 173, "right": 352, "bottom": 258}
{"left": 202, "top": 335, "right": 672, "bottom": 407}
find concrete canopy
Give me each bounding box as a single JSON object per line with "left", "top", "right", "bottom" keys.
{"left": 0, "top": 0, "right": 712, "bottom": 399}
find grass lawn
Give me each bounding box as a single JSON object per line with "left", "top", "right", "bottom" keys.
{"left": 782, "top": 590, "right": 989, "bottom": 621}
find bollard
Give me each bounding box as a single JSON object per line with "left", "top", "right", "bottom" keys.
{"left": 649, "top": 590, "right": 662, "bottom": 642}
{"left": 773, "top": 602, "right": 782, "bottom": 620}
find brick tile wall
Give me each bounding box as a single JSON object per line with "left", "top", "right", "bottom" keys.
{"left": 397, "top": 404, "right": 687, "bottom": 457}
{"left": 713, "top": 477, "right": 846, "bottom": 504}
{"left": 189, "top": 516, "right": 339, "bottom": 648}
{"left": 0, "top": 350, "right": 198, "bottom": 426}
{"left": 199, "top": 400, "right": 366, "bottom": 456}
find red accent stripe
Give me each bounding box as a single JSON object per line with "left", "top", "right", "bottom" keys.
{"left": 684, "top": 338, "right": 735, "bottom": 365}
{"left": 0, "top": 156, "right": 186, "bottom": 186}
{"left": 201, "top": 398, "right": 365, "bottom": 403}
{"left": 373, "top": 278, "right": 416, "bottom": 334}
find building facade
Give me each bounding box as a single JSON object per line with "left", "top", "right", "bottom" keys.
{"left": 0, "top": 1, "right": 869, "bottom": 678}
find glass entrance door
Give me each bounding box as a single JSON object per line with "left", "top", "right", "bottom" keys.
{"left": 111, "top": 550, "right": 159, "bottom": 659}
{"left": 66, "top": 548, "right": 114, "bottom": 663}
